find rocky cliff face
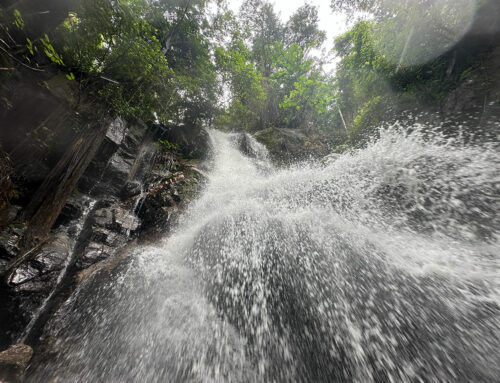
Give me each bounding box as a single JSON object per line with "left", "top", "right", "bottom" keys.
{"left": 0, "top": 114, "right": 208, "bottom": 381}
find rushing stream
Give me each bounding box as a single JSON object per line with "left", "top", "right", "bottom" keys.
{"left": 30, "top": 127, "right": 499, "bottom": 382}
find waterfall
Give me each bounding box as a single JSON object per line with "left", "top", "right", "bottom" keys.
{"left": 30, "top": 127, "right": 500, "bottom": 382}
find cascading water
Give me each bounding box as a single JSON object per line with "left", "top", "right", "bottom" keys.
{"left": 30, "top": 127, "right": 499, "bottom": 382}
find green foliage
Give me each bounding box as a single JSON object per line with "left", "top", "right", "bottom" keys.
{"left": 215, "top": 41, "right": 266, "bottom": 131}
{"left": 331, "top": 6, "right": 490, "bottom": 145}
{"left": 350, "top": 96, "right": 383, "bottom": 142}
{"left": 53, "top": 0, "right": 174, "bottom": 121}
{"left": 285, "top": 4, "right": 326, "bottom": 52}
{"left": 280, "top": 70, "right": 335, "bottom": 130}
{"left": 1, "top": 0, "right": 218, "bottom": 127}
{"left": 41, "top": 34, "right": 64, "bottom": 65}
{"left": 25, "top": 38, "right": 35, "bottom": 55}
{"left": 151, "top": 0, "right": 218, "bottom": 126}
{"left": 214, "top": 1, "right": 339, "bottom": 134}
{"left": 3, "top": 0, "right": 487, "bottom": 154}
{"left": 13, "top": 9, "right": 24, "bottom": 29}
{"left": 333, "top": 21, "right": 394, "bottom": 141}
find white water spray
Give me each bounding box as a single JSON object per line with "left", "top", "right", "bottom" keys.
{"left": 31, "top": 127, "right": 500, "bottom": 382}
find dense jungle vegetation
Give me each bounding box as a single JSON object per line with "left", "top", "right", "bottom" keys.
{"left": 2, "top": 0, "right": 498, "bottom": 144}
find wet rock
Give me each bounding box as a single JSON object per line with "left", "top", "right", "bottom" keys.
{"left": 114, "top": 208, "right": 140, "bottom": 233}
{"left": 121, "top": 181, "right": 143, "bottom": 200}
{"left": 76, "top": 241, "right": 138, "bottom": 283}
{"left": 92, "top": 205, "right": 141, "bottom": 234}
{"left": 254, "top": 128, "right": 329, "bottom": 163}
{"left": 157, "top": 124, "right": 210, "bottom": 159}
{"left": 92, "top": 208, "right": 114, "bottom": 229}
{"left": 0, "top": 343, "right": 33, "bottom": 382}
{"left": 8, "top": 264, "right": 40, "bottom": 286}
{"left": 104, "top": 153, "right": 134, "bottom": 194}
{"left": 6, "top": 233, "right": 70, "bottom": 291}
{"left": 0, "top": 232, "right": 70, "bottom": 348}
{"left": 96, "top": 196, "right": 121, "bottom": 209}
{"left": 33, "top": 236, "right": 70, "bottom": 271}
{"left": 120, "top": 122, "right": 148, "bottom": 156}
{"left": 53, "top": 196, "right": 87, "bottom": 230}
{"left": 0, "top": 259, "right": 8, "bottom": 275}
{"left": 236, "top": 133, "right": 257, "bottom": 158}
{"left": 0, "top": 344, "right": 33, "bottom": 368}
{"left": 74, "top": 203, "right": 140, "bottom": 270}
{"left": 77, "top": 242, "right": 115, "bottom": 269}
{"left": 128, "top": 141, "right": 158, "bottom": 183}
{"left": 0, "top": 223, "right": 27, "bottom": 263}
{"left": 138, "top": 166, "right": 203, "bottom": 241}
{"left": 0, "top": 205, "right": 21, "bottom": 227}
{"left": 105, "top": 118, "right": 127, "bottom": 146}
{"left": 13, "top": 280, "right": 56, "bottom": 293}
{"left": 171, "top": 189, "right": 181, "bottom": 203}
{"left": 90, "top": 227, "right": 120, "bottom": 247}
{"left": 79, "top": 121, "right": 150, "bottom": 197}
{"left": 93, "top": 123, "right": 153, "bottom": 197}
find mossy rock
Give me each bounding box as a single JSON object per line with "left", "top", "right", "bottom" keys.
{"left": 255, "top": 127, "right": 330, "bottom": 164}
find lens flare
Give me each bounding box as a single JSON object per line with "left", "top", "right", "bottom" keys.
{"left": 376, "top": 0, "right": 477, "bottom": 66}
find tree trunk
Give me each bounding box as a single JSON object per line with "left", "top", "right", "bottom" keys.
{"left": 19, "top": 117, "right": 109, "bottom": 250}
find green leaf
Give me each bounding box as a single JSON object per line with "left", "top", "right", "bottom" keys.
{"left": 26, "top": 38, "right": 34, "bottom": 55}
{"left": 13, "top": 9, "right": 24, "bottom": 29}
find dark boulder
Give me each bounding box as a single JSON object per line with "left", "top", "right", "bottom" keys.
{"left": 138, "top": 164, "right": 204, "bottom": 241}
{"left": 79, "top": 120, "right": 151, "bottom": 197}
{"left": 105, "top": 118, "right": 128, "bottom": 146}
{"left": 121, "top": 181, "right": 143, "bottom": 201}
{"left": 254, "top": 128, "right": 330, "bottom": 163}
{"left": 238, "top": 134, "right": 252, "bottom": 156}
{"left": 75, "top": 203, "right": 140, "bottom": 270}
{"left": 6, "top": 233, "right": 70, "bottom": 293}
{"left": 156, "top": 124, "right": 210, "bottom": 159}
{"left": 98, "top": 153, "right": 134, "bottom": 196}
{"left": 77, "top": 242, "right": 115, "bottom": 270}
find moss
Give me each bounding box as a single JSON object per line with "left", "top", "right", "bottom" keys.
{"left": 254, "top": 127, "right": 278, "bottom": 148}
